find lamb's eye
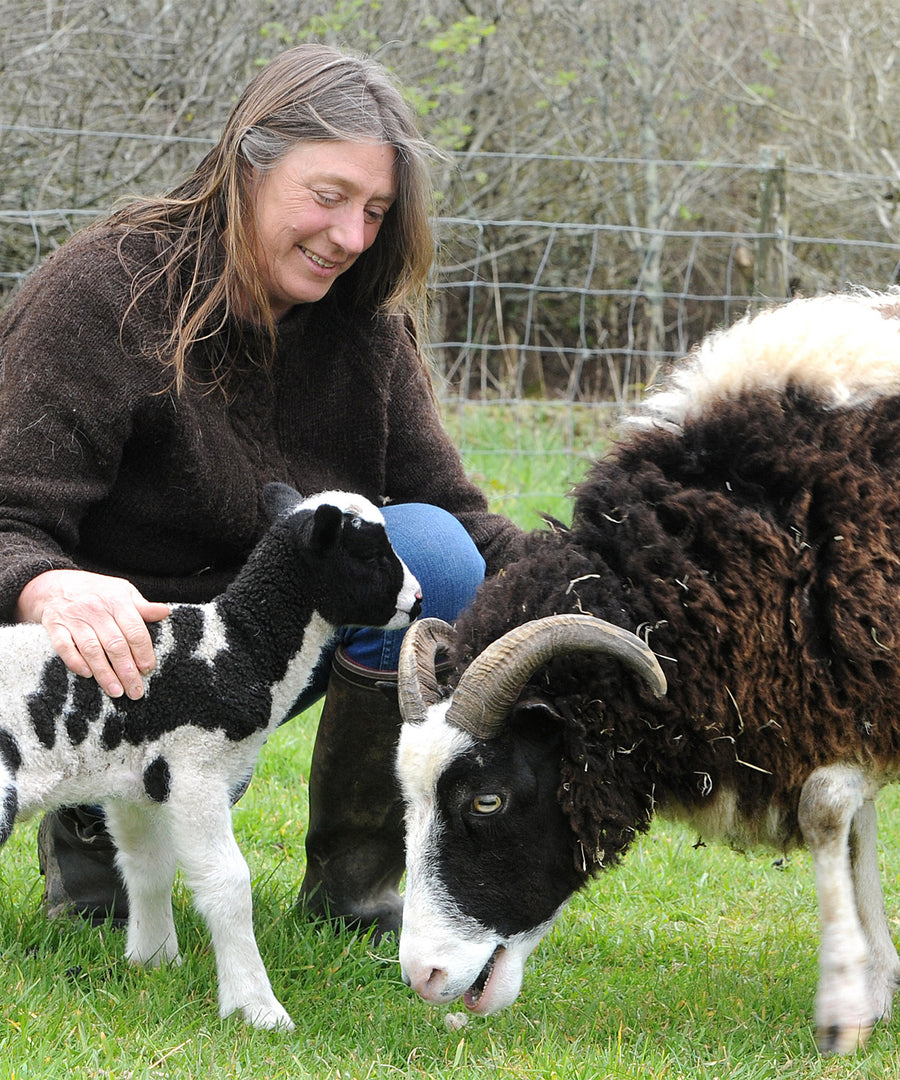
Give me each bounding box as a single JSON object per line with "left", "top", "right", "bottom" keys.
{"left": 471, "top": 794, "right": 503, "bottom": 816}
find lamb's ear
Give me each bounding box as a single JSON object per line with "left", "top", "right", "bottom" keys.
{"left": 262, "top": 482, "right": 301, "bottom": 522}
{"left": 307, "top": 503, "right": 344, "bottom": 555}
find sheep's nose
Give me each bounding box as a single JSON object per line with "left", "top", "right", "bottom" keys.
{"left": 404, "top": 961, "right": 451, "bottom": 1003}
{"left": 410, "top": 592, "right": 423, "bottom": 620}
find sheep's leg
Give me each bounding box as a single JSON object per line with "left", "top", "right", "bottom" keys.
{"left": 799, "top": 764, "right": 878, "bottom": 1054}
{"left": 103, "top": 800, "right": 180, "bottom": 966}
{"left": 850, "top": 798, "right": 900, "bottom": 1019}
{"left": 168, "top": 786, "right": 294, "bottom": 1031}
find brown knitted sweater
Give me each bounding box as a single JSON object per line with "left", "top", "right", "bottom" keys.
{"left": 0, "top": 224, "right": 522, "bottom": 620}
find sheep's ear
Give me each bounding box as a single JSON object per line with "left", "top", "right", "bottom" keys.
{"left": 262, "top": 482, "right": 301, "bottom": 522}
{"left": 509, "top": 696, "right": 564, "bottom": 743}
{"left": 307, "top": 503, "right": 344, "bottom": 555}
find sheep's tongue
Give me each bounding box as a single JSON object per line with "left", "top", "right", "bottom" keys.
{"left": 463, "top": 946, "right": 503, "bottom": 1012}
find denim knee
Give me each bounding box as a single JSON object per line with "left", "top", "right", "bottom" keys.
{"left": 341, "top": 503, "right": 485, "bottom": 672}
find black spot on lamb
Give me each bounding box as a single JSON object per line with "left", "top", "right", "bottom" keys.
{"left": 0, "top": 482, "right": 422, "bottom": 1030}
{"left": 395, "top": 289, "right": 900, "bottom": 1055}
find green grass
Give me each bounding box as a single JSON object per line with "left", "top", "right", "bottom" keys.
{"left": 3, "top": 402, "right": 900, "bottom": 1077}
{"left": 441, "top": 399, "right": 621, "bottom": 526}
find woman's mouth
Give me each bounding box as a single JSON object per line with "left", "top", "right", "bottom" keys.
{"left": 300, "top": 245, "right": 337, "bottom": 270}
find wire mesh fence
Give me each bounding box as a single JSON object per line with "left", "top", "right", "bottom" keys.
{"left": 3, "top": 124, "right": 900, "bottom": 520}
{"left": 424, "top": 180, "right": 900, "bottom": 519}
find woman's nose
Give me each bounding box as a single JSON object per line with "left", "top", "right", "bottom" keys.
{"left": 328, "top": 205, "right": 368, "bottom": 255}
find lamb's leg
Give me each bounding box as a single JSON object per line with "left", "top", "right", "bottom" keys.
{"left": 103, "top": 800, "right": 179, "bottom": 966}
{"left": 850, "top": 798, "right": 900, "bottom": 1019}
{"left": 798, "top": 764, "right": 878, "bottom": 1054}
{"left": 0, "top": 769, "right": 17, "bottom": 848}
{"left": 169, "top": 788, "right": 294, "bottom": 1031}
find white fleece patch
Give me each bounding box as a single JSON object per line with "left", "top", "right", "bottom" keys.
{"left": 296, "top": 489, "right": 385, "bottom": 526}
{"left": 639, "top": 291, "right": 900, "bottom": 428}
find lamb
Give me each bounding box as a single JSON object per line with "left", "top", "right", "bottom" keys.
{"left": 0, "top": 482, "right": 422, "bottom": 1031}
{"left": 394, "top": 289, "right": 900, "bottom": 1055}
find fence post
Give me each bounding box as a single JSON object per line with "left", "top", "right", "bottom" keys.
{"left": 754, "top": 145, "right": 790, "bottom": 303}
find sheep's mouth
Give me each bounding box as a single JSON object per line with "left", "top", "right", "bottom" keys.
{"left": 463, "top": 945, "right": 504, "bottom": 1011}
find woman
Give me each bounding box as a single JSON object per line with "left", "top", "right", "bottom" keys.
{"left": 0, "top": 44, "right": 523, "bottom": 938}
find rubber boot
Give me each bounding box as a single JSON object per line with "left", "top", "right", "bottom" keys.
{"left": 297, "top": 647, "right": 409, "bottom": 941}
{"left": 37, "top": 806, "right": 128, "bottom": 926}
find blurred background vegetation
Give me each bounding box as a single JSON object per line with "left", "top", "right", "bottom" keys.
{"left": 2, "top": 0, "right": 899, "bottom": 495}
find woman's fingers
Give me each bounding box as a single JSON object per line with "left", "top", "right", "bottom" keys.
{"left": 50, "top": 617, "right": 133, "bottom": 698}
{"left": 71, "top": 605, "right": 148, "bottom": 699}
{"left": 17, "top": 569, "right": 170, "bottom": 699}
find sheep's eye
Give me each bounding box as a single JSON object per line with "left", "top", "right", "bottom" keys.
{"left": 471, "top": 794, "right": 503, "bottom": 816}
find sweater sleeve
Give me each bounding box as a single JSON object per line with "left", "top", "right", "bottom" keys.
{"left": 0, "top": 229, "right": 164, "bottom": 620}
{"left": 380, "top": 322, "right": 526, "bottom": 576}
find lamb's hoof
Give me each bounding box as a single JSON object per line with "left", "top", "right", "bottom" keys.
{"left": 816, "top": 1018, "right": 876, "bottom": 1056}
{"left": 127, "top": 948, "right": 182, "bottom": 969}
{"left": 225, "top": 999, "right": 295, "bottom": 1031}
{"left": 245, "top": 1004, "right": 295, "bottom": 1032}
{"left": 870, "top": 969, "right": 900, "bottom": 1021}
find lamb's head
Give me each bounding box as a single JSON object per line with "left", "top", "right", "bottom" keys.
{"left": 261, "top": 482, "right": 422, "bottom": 630}
{"left": 395, "top": 615, "right": 667, "bottom": 1015}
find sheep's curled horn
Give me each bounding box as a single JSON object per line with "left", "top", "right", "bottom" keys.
{"left": 398, "top": 613, "right": 668, "bottom": 739}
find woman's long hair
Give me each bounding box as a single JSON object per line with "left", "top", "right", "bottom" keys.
{"left": 108, "top": 44, "right": 436, "bottom": 391}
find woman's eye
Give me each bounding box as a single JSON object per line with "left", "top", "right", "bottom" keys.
{"left": 471, "top": 794, "right": 503, "bottom": 816}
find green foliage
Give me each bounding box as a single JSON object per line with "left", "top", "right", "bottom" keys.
{"left": 424, "top": 14, "right": 497, "bottom": 63}
{"left": 442, "top": 401, "right": 617, "bottom": 528}
{"left": 404, "top": 14, "right": 497, "bottom": 149}
{"left": 747, "top": 83, "right": 777, "bottom": 101}
{"left": 260, "top": 0, "right": 383, "bottom": 48}
{"left": 255, "top": 7, "right": 498, "bottom": 149}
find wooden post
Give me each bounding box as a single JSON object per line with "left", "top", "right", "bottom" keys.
{"left": 754, "top": 146, "right": 790, "bottom": 303}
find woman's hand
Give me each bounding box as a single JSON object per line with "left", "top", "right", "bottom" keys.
{"left": 16, "top": 569, "right": 171, "bottom": 700}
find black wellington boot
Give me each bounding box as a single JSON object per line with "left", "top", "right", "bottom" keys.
{"left": 37, "top": 806, "right": 129, "bottom": 926}
{"left": 297, "top": 646, "right": 410, "bottom": 941}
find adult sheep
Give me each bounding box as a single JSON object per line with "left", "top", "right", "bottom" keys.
{"left": 396, "top": 290, "right": 900, "bottom": 1055}
{"left": 0, "top": 483, "right": 421, "bottom": 1030}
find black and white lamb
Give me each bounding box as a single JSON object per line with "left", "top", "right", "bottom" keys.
{"left": 0, "top": 482, "right": 421, "bottom": 1031}
{"left": 395, "top": 289, "right": 900, "bottom": 1055}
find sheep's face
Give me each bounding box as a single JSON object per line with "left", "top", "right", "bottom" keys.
{"left": 397, "top": 697, "right": 583, "bottom": 1014}
{"left": 396, "top": 613, "right": 666, "bottom": 1015}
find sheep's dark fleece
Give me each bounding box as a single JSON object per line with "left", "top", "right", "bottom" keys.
{"left": 396, "top": 290, "right": 900, "bottom": 1055}
{"left": 456, "top": 371, "right": 900, "bottom": 869}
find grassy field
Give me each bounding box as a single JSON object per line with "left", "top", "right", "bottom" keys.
{"left": 441, "top": 399, "right": 621, "bottom": 528}
{"left": 2, "top": 401, "right": 900, "bottom": 1078}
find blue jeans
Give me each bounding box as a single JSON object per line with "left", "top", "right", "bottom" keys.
{"left": 290, "top": 503, "right": 485, "bottom": 716}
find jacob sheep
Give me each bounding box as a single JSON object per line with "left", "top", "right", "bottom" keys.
{"left": 0, "top": 482, "right": 421, "bottom": 1030}
{"left": 396, "top": 290, "right": 900, "bottom": 1055}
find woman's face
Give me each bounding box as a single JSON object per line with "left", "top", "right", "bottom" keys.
{"left": 248, "top": 139, "right": 397, "bottom": 318}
